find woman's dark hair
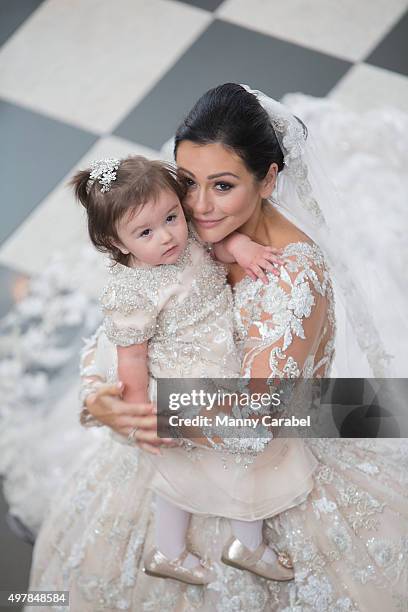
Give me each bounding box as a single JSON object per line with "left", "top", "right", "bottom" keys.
{"left": 70, "top": 156, "right": 186, "bottom": 266}
{"left": 174, "top": 83, "right": 288, "bottom": 181}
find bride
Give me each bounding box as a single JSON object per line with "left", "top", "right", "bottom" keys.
{"left": 6, "top": 83, "right": 408, "bottom": 610}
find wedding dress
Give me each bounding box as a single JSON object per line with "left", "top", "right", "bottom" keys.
{"left": 0, "top": 94, "right": 407, "bottom": 611}
{"left": 25, "top": 236, "right": 408, "bottom": 610}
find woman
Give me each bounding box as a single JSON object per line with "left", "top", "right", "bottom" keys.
{"left": 27, "top": 84, "right": 408, "bottom": 611}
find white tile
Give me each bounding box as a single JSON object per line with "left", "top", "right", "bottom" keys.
{"left": 0, "top": 137, "right": 159, "bottom": 278}
{"left": 329, "top": 63, "right": 408, "bottom": 113}
{"left": 0, "top": 0, "right": 211, "bottom": 133}
{"left": 216, "top": 0, "right": 408, "bottom": 62}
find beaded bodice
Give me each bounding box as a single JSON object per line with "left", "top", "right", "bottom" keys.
{"left": 100, "top": 233, "right": 241, "bottom": 379}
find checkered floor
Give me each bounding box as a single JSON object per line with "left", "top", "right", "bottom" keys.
{"left": 0, "top": 0, "right": 407, "bottom": 599}
{"left": 0, "top": 0, "right": 407, "bottom": 307}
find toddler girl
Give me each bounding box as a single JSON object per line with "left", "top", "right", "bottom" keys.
{"left": 71, "top": 155, "right": 291, "bottom": 585}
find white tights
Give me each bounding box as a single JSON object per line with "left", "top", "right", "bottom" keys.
{"left": 230, "top": 518, "right": 277, "bottom": 563}
{"left": 154, "top": 495, "right": 277, "bottom": 567}
{"left": 154, "top": 495, "right": 201, "bottom": 568}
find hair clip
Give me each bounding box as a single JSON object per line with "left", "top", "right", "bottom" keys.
{"left": 88, "top": 158, "right": 120, "bottom": 193}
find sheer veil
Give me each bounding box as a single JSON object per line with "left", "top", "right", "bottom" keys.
{"left": 241, "top": 84, "right": 397, "bottom": 379}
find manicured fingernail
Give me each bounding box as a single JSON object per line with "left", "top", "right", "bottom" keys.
{"left": 117, "top": 381, "right": 123, "bottom": 389}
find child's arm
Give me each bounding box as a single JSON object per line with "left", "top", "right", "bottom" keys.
{"left": 212, "top": 232, "right": 285, "bottom": 285}
{"left": 117, "top": 342, "right": 149, "bottom": 403}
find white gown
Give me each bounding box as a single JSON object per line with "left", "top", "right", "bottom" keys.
{"left": 0, "top": 95, "right": 407, "bottom": 611}
{"left": 25, "top": 237, "right": 408, "bottom": 611}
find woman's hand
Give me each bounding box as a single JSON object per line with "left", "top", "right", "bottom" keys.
{"left": 85, "top": 382, "right": 179, "bottom": 456}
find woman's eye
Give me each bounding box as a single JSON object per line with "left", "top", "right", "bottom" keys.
{"left": 215, "top": 182, "right": 233, "bottom": 192}
{"left": 166, "top": 214, "right": 177, "bottom": 223}
{"left": 183, "top": 177, "right": 195, "bottom": 188}
{"left": 139, "top": 228, "right": 152, "bottom": 237}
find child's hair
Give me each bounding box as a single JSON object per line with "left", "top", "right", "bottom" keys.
{"left": 70, "top": 155, "right": 186, "bottom": 265}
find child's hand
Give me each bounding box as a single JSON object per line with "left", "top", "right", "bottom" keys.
{"left": 236, "top": 243, "right": 285, "bottom": 285}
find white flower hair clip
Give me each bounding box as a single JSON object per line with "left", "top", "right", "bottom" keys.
{"left": 88, "top": 158, "right": 120, "bottom": 193}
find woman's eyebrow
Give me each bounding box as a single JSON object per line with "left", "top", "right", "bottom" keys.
{"left": 208, "top": 172, "right": 239, "bottom": 179}
{"left": 178, "top": 167, "right": 239, "bottom": 180}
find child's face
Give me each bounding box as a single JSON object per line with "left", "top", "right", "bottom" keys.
{"left": 115, "top": 189, "right": 189, "bottom": 266}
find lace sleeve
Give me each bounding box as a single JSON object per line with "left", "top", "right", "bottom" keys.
{"left": 78, "top": 326, "right": 107, "bottom": 428}
{"left": 240, "top": 250, "right": 331, "bottom": 380}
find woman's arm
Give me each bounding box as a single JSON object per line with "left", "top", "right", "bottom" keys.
{"left": 240, "top": 253, "right": 329, "bottom": 380}
{"left": 79, "top": 330, "right": 178, "bottom": 455}
{"left": 78, "top": 327, "right": 109, "bottom": 427}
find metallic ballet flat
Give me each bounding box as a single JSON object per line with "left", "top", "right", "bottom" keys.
{"left": 221, "top": 535, "right": 294, "bottom": 581}
{"left": 143, "top": 547, "right": 215, "bottom": 585}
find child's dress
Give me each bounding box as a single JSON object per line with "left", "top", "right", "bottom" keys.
{"left": 96, "top": 231, "right": 317, "bottom": 520}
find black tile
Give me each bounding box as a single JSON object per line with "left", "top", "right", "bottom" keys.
{"left": 365, "top": 10, "right": 408, "bottom": 76}
{"left": 114, "top": 19, "right": 352, "bottom": 150}
{"left": 0, "top": 0, "right": 45, "bottom": 48}
{"left": 174, "top": 0, "right": 225, "bottom": 10}
{"left": 0, "top": 100, "right": 97, "bottom": 245}
{"left": 0, "top": 480, "right": 32, "bottom": 604}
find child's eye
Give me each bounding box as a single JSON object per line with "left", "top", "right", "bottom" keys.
{"left": 215, "top": 182, "right": 233, "bottom": 192}
{"left": 139, "top": 228, "right": 152, "bottom": 238}
{"left": 166, "top": 214, "right": 177, "bottom": 223}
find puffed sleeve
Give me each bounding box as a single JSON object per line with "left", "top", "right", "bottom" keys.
{"left": 100, "top": 280, "right": 158, "bottom": 347}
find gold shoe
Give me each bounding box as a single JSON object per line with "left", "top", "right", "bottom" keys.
{"left": 221, "top": 536, "right": 294, "bottom": 581}
{"left": 143, "top": 547, "right": 215, "bottom": 585}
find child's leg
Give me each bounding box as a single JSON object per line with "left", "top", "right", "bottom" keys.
{"left": 154, "top": 494, "right": 202, "bottom": 568}
{"left": 230, "top": 518, "right": 278, "bottom": 563}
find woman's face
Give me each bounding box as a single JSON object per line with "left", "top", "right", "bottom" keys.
{"left": 176, "top": 141, "right": 276, "bottom": 243}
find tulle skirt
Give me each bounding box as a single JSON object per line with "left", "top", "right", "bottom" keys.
{"left": 146, "top": 438, "right": 317, "bottom": 521}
